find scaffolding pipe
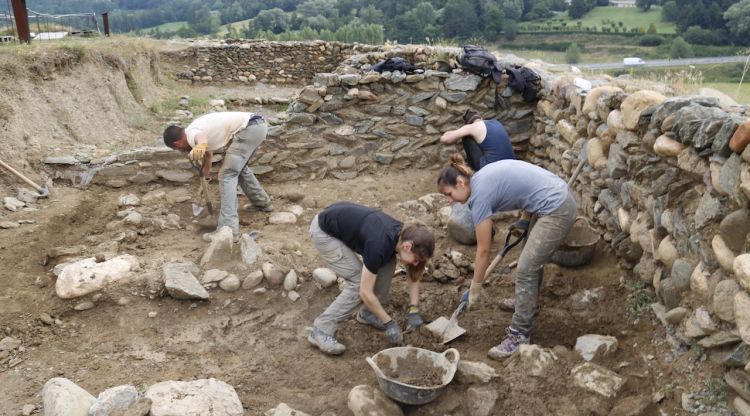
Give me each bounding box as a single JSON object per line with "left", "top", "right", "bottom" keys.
{"left": 10, "top": 0, "right": 28, "bottom": 43}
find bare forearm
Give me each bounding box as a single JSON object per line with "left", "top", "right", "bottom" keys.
{"left": 407, "top": 279, "right": 420, "bottom": 307}
{"left": 360, "top": 291, "right": 390, "bottom": 323}
{"left": 472, "top": 248, "right": 491, "bottom": 284}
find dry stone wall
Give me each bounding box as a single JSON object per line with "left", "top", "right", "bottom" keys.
{"left": 530, "top": 76, "right": 750, "bottom": 389}
{"left": 174, "top": 40, "right": 380, "bottom": 84}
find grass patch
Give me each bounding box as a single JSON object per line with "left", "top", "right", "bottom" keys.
{"left": 218, "top": 18, "right": 252, "bottom": 36}
{"left": 525, "top": 6, "right": 676, "bottom": 34}
{"left": 626, "top": 280, "right": 655, "bottom": 318}
{"left": 142, "top": 21, "right": 188, "bottom": 32}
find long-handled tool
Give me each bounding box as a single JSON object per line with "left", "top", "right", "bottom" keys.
{"left": 0, "top": 159, "right": 49, "bottom": 198}
{"left": 426, "top": 230, "right": 526, "bottom": 344}
{"left": 191, "top": 162, "right": 218, "bottom": 229}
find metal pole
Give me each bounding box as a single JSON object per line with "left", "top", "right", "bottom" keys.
{"left": 10, "top": 0, "right": 29, "bottom": 43}
{"left": 102, "top": 12, "right": 109, "bottom": 36}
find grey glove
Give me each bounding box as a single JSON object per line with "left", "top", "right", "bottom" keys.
{"left": 384, "top": 319, "right": 403, "bottom": 345}
{"left": 406, "top": 306, "right": 423, "bottom": 331}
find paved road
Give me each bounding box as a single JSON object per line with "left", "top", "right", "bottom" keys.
{"left": 570, "top": 55, "right": 749, "bottom": 70}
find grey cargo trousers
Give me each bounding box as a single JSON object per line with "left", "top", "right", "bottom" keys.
{"left": 309, "top": 215, "right": 396, "bottom": 336}
{"left": 217, "top": 120, "right": 272, "bottom": 234}
{"left": 511, "top": 190, "right": 577, "bottom": 334}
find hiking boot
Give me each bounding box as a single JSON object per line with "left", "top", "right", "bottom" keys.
{"left": 487, "top": 327, "right": 530, "bottom": 360}
{"left": 243, "top": 203, "right": 273, "bottom": 213}
{"left": 202, "top": 230, "right": 240, "bottom": 243}
{"left": 307, "top": 327, "right": 346, "bottom": 355}
{"left": 356, "top": 308, "right": 386, "bottom": 331}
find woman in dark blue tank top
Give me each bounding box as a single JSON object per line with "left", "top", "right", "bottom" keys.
{"left": 439, "top": 109, "right": 516, "bottom": 171}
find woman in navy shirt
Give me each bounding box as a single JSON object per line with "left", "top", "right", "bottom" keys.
{"left": 440, "top": 109, "right": 516, "bottom": 171}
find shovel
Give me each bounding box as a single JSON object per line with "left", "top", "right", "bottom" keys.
{"left": 426, "top": 230, "right": 526, "bottom": 344}
{"left": 191, "top": 162, "right": 218, "bottom": 230}
{"left": 0, "top": 159, "right": 49, "bottom": 198}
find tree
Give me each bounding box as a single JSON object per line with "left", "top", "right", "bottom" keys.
{"left": 253, "top": 8, "right": 289, "bottom": 34}
{"left": 661, "top": 1, "right": 678, "bottom": 22}
{"left": 504, "top": 19, "right": 518, "bottom": 40}
{"left": 442, "top": 0, "right": 479, "bottom": 38}
{"left": 568, "top": 0, "right": 588, "bottom": 19}
{"left": 565, "top": 42, "right": 581, "bottom": 63}
{"left": 358, "top": 5, "right": 384, "bottom": 25}
{"left": 482, "top": 4, "right": 505, "bottom": 40}
{"left": 636, "top": 0, "right": 657, "bottom": 11}
{"left": 647, "top": 22, "right": 657, "bottom": 33}
{"left": 724, "top": 0, "right": 750, "bottom": 41}
{"left": 502, "top": 0, "right": 524, "bottom": 21}
{"left": 669, "top": 36, "right": 693, "bottom": 59}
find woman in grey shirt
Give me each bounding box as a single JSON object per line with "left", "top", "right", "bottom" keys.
{"left": 436, "top": 154, "right": 577, "bottom": 359}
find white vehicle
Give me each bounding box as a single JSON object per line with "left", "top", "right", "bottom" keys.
{"left": 623, "top": 57, "right": 646, "bottom": 67}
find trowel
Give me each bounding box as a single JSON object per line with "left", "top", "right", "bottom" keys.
{"left": 426, "top": 230, "right": 526, "bottom": 344}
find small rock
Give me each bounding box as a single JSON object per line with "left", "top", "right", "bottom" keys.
{"left": 239, "top": 234, "right": 262, "bottom": 265}
{"left": 200, "top": 227, "right": 234, "bottom": 269}
{"left": 39, "top": 313, "right": 54, "bottom": 325}
{"left": 0, "top": 220, "right": 20, "bottom": 229}
{"left": 466, "top": 385, "right": 498, "bottom": 416}
{"left": 73, "top": 301, "right": 94, "bottom": 311}
{"left": 574, "top": 334, "right": 618, "bottom": 361}
{"left": 265, "top": 403, "right": 312, "bottom": 416}
{"left": 664, "top": 307, "right": 689, "bottom": 325}
{"left": 253, "top": 288, "right": 267, "bottom": 295}
{"left": 123, "top": 211, "right": 143, "bottom": 226}
{"left": 312, "top": 268, "right": 337, "bottom": 288}
{"left": 202, "top": 269, "right": 229, "bottom": 284}
{"left": 347, "top": 385, "right": 403, "bottom": 416}
{"left": 516, "top": 344, "right": 558, "bottom": 376}
{"left": 145, "top": 379, "right": 243, "bottom": 416}
{"left": 4, "top": 196, "right": 25, "bottom": 211}
{"left": 0, "top": 336, "right": 21, "bottom": 351}
{"left": 116, "top": 297, "right": 130, "bottom": 306}
{"left": 262, "top": 262, "right": 284, "bottom": 287}
{"left": 242, "top": 271, "right": 264, "bottom": 289}
{"left": 21, "top": 404, "right": 35, "bottom": 416}
{"left": 571, "top": 362, "right": 625, "bottom": 398}
{"left": 148, "top": 311, "right": 157, "bottom": 318}
{"left": 288, "top": 290, "right": 300, "bottom": 302}
{"left": 269, "top": 212, "right": 297, "bottom": 224}
{"left": 456, "top": 360, "right": 498, "bottom": 384}
{"left": 117, "top": 194, "right": 140, "bottom": 207}
{"left": 163, "top": 261, "right": 209, "bottom": 300}
{"left": 219, "top": 274, "right": 241, "bottom": 292}
{"left": 726, "top": 369, "right": 750, "bottom": 402}
{"left": 283, "top": 270, "right": 298, "bottom": 291}
{"left": 89, "top": 384, "right": 139, "bottom": 416}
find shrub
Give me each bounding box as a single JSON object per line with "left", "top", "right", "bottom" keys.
{"left": 638, "top": 34, "right": 664, "bottom": 46}
{"left": 565, "top": 42, "right": 581, "bottom": 64}
{"left": 669, "top": 36, "right": 693, "bottom": 59}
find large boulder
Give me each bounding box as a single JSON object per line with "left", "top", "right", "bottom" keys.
{"left": 621, "top": 90, "right": 666, "bottom": 130}
{"left": 446, "top": 203, "right": 476, "bottom": 245}
{"left": 145, "top": 379, "right": 243, "bottom": 416}
{"left": 42, "top": 378, "right": 96, "bottom": 416}
{"left": 55, "top": 255, "right": 140, "bottom": 299}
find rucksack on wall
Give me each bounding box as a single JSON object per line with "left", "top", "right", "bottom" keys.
{"left": 457, "top": 45, "right": 503, "bottom": 111}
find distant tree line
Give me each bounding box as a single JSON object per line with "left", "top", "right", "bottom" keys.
{"left": 24, "top": 0, "right": 750, "bottom": 45}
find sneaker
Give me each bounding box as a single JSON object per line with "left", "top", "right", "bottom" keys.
{"left": 487, "top": 327, "right": 530, "bottom": 360}
{"left": 356, "top": 309, "right": 386, "bottom": 331}
{"left": 243, "top": 203, "right": 273, "bottom": 213}
{"left": 202, "top": 231, "right": 240, "bottom": 243}
{"left": 307, "top": 327, "right": 346, "bottom": 355}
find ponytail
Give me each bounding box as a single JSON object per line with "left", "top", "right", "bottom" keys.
{"left": 437, "top": 153, "right": 473, "bottom": 187}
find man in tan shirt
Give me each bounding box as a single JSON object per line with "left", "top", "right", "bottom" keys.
{"left": 163, "top": 111, "right": 272, "bottom": 241}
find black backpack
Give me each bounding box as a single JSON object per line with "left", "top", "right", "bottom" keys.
{"left": 371, "top": 57, "right": 423, "bottom": 74}
{"left": 505, "top": 65, "right": 543, "bottom": 102}
{"left": 457, "top": 45, "right": 504, "bottom": 110}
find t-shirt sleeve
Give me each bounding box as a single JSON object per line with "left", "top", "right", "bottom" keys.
{"left": 185, "top": 127, "right": 203, "bottom": 148}
{"left": 470, "top": 198, "right": 494, "bottom": 226}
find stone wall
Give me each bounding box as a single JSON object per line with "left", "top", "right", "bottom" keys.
{"left": 174, "top": 40, "right": 380, "bottom": 84}
{"left": 530, "top": 77, "right": 750, "bottom": 389}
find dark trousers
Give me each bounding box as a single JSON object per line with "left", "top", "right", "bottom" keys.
{"left": 462, "top": 138, "right": 486, "bottom": 171}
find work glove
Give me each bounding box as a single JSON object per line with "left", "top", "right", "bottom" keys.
{"left": 406, "top": 306, "right": 423, "bottom": 331}
{"left": 509, "top": 219, "right": 530, "bottom": 238}
{"left": 384, "top": 319, "right": 403, "bottom": 345}
{"left": 189, "top": 142, "right": 208, "bottom": 161}
{"left": 461, "top": 281, "right": 482, "bottom": 310}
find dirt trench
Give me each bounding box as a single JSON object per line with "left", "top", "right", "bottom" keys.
{"left": 0, "top": 165, "right": 729, "bottom": 415}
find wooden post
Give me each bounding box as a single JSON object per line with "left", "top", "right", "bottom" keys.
{"left": 102, "top": 12, "right": 109, "bottom": 36}
{"left": 10, "top": 0, "right": 29, "bottom": 43}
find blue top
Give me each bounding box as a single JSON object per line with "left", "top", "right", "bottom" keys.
{"left": 479, "top": 120, "right": 516, "bottom": 162}
{"left": 468, "top": 160, "right": 568, "bottom": 226}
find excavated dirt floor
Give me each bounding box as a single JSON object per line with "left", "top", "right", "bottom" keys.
{"left": 0, "top": 167, "right": 733, "bottom": 415}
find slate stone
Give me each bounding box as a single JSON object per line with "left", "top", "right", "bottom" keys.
{"left": 444, "top": 73, "right": 483, "bottom": 91}
{"left": 670, "top": 259, "right": 693, "bottom": 291}
{"left": 694, "top": 192, "right": 724, "bottom": 229}
{"left": 439, "top": 91, "right": 467, "bottom": 103}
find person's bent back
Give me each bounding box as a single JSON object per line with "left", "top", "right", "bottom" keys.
{"left": 439, "top": 109, "right": 515, "bottom": 171}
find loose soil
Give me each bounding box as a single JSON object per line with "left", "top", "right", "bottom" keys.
{"left": 375, "top": 349, "right": 447, "bottom": 387}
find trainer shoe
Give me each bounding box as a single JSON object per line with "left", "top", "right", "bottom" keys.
{"left": 356, "top": 308, "right": 386, "bottom": 331}
{"left": 242, "top": 203, "right": 273, "bottom": 213}
{"left": 488, "top": 327, "right": 530, "bottom": 360}
{"left": 307, "top": 327, "right": 346, "bottom": 355}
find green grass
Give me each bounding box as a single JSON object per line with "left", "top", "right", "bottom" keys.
{"left": 218, "top": 18, "right": 252, "bottom": 36}
{"left": 697, "top": 82, "right": 750, "bottom": 105}
{"left": 143, "top": 21, "right": 188, "bottom": 32}
{"left": 527, "top": 6, "right": 676, "bottom": 34}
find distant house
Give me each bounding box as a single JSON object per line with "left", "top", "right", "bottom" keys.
{"left": 610, "top": 0, "right": 636, "bottom": 7}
